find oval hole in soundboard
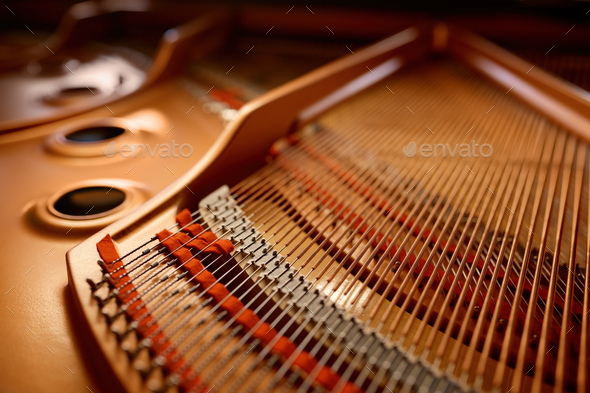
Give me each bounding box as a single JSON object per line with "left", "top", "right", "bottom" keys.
{"left": 65, "top": 126, "right": 125, "bottom": 142}
{"left": 59, "top": 85, "right": 100, "bottom": 99}
{"left": 53, "top": 186, "right": 126, "bottom": 217}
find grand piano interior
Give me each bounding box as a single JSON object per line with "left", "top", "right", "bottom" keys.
{"left": 1, "top": 2, "right": 590, "bottom": 393}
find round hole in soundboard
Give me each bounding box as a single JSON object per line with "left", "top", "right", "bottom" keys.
{"left": 59, "top": 85, "right": 100, "bottom": 99}
{"left": 53, "top": 186, "right": 126, "bottom": 218}
{"left": 65, "top": 126, "right": 125, "bottom": 143}
{"left": 48, "top": 118, "right": 138, "bottom": 158}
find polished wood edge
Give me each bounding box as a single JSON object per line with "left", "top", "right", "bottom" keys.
{"left": 445, "top": 23, "right": 590, "bottom": 143}
{"left": 144, "top": 10, "right": 233, "bottom": 87}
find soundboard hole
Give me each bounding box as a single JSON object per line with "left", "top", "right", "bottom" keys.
{"left": 59, "top": 86, "right": 99, "bottom": 98}
{"left": 65, "top": 126, "right": 125, "bottom": 142}
{"left": 53, "top": 186, "right": 126, "bottom": 216}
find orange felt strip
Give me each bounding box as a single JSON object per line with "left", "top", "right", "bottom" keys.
{"left": 155, "top": 233, "right": 217, "bottom": 291}
{"left": 173, "top": 248, "right": 193, "bottom": 265}
{"left": 156, "top": 213, "right": 363, "bottom": 392}
{"left": 196, "top": 270, "right": 217, "bottom": 289}
{"left": 204, "top": 239, "right": 234, "bottom": 256}
{"left": 156, "top": 229, "right": 192, "bottom": 247}
{"left": 316, "top": 367, "right": 341, "bottom": 390}
{"left": 97, "top": 235, "right": 141, "bottom": 306}
{"left": 176, "top": 231, "right": 193, "bottom": 244}
{"left": 254, "top": 322, "right": 277, "bottom": 344}
{"left": 272, "top": 337, "right": 297, "bottom": 355}
{"left": 176, "top": 208, "right": 205, "bottom": 237}
{"left": 235, "top": 309, "right": 258, "bottom": 330}
{"left": 184, "top": 224, "right": 205, "bottom": 238}
{"left": 187, "top": 232, "right": 218, "bottom": 251}
{"left": 96, "top": 234, "right": 120, "bottom": 263}
{"left": 156, "top": 230, "right": 181, "bottom": 250}
{"left": 223, "top": 296, "right": 245, "bottom": 317}
{"left": 165, "top": 217, "right": 234, "bottom": 256}
{"left": 185, "top": 259, "right": 205, "bottom": 276}
{"left": 176, "top": 209, "right": 194, "bottom": 227}
{"left": 96, "top": 235, "right": 201, "bottom": 385}
{"left": 208, "top": 283, "right": 231, "bottom": 304}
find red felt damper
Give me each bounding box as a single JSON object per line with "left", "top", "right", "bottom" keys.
{"left": 96, "top": 235, "right": 204, "bottom": 387}
{"left": 175, "top": 208, "right": 206, "bottom": 237}
{"left": 168, "top": 211, "right": 362, "bottom": 392}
